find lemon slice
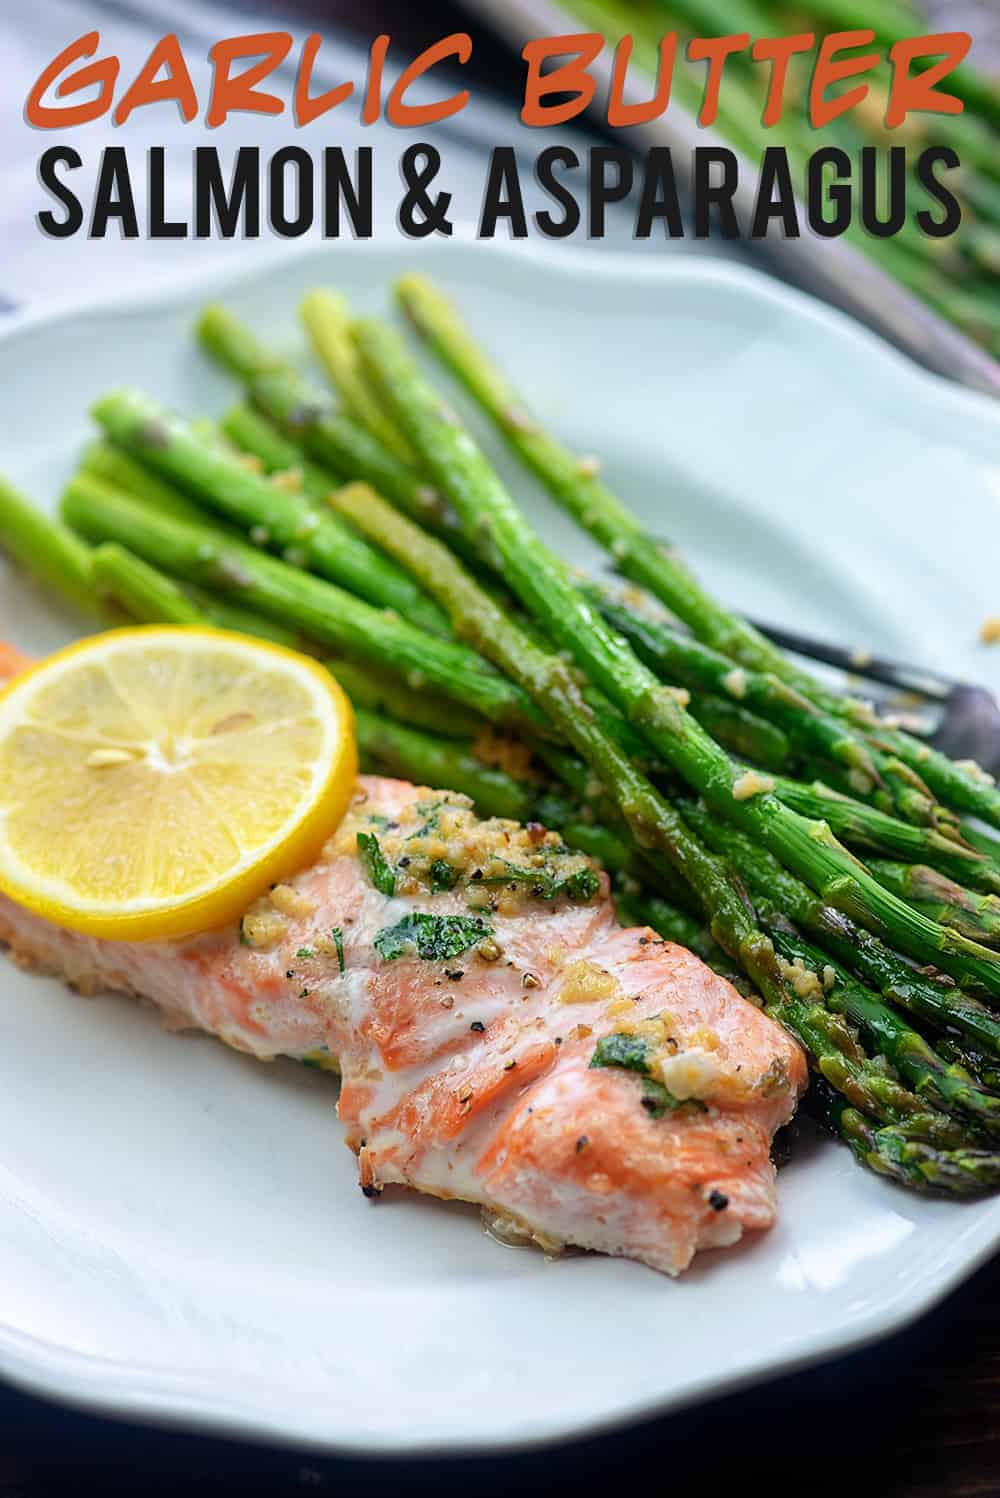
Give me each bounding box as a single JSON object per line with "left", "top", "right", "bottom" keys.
{"left": 0, "top": 627, "right": 357, "bottom": 940}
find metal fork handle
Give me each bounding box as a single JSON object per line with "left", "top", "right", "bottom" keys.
{"left": 747, "top": 618, "right": 958, "bottom": 701}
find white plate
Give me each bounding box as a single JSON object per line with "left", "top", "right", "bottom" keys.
{"left": 0, "top": 241, "right": 999, "bottom": 1457}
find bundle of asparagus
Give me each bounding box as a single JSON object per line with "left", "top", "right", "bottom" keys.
{"left": 3, "top": 274, "right": 1000, "bottom": 1195}
{"left": 557, "top": 0, "right": 1000, "bottom": 357}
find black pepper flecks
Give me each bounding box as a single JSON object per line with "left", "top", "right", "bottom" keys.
{"left": 708, "top": 1190, "right": 729, "bottom": 1212}
{"left": 445, "top": 969, "right": 464, "bottom": 982}
{"left": 470, "top": 1020, "right": 485, "bottom": 1033}
{"left": 575, "top": 1135, "right": 589, "bottom": 1153}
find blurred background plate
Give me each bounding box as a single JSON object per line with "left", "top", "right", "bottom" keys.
{"left": 460, "top": 0, "right": 1000, "bottom": 397}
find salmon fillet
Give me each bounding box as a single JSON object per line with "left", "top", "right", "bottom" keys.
{"left": 0, "top": 647, "right": 806, "bottom": 1275}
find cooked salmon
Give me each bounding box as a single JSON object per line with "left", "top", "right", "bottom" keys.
{"left": 0, "top": 646, "right": 806, "bottom": 1275}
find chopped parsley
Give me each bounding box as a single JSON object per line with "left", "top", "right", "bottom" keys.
{"left": 373, "top": 912, "right": 494, "bottom": 962}
{"left": 590, "top": 1032, "right": 651, "bottom": 1075}
{"left": 479, "top": 857, "right": 600, "bottom": 903}
{"left": 589, "top": 1030, "right": 700, "bottom": 1119}
{"left": 296, "top": 947, "right": 314, "bottom": 961}
{"left": 357, "top": 832, "right": 396, "bottom": 896}
{"left": 430, "top": 858, "right": 459, "bottom": 892}
{"left": 330, "top": 926, "right": 345, "bottom": 975}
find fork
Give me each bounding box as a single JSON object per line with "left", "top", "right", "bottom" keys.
{"left": 750, "top": 618, "right": 1000, "bottom": 776}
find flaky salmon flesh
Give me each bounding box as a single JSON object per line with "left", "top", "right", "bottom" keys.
{"left": 0, "top": 644, "right": 806, "bottom": 1275}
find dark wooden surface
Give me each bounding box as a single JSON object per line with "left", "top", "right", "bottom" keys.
{"left": 4, "top": 2, "right": 999, "bottom": 1493}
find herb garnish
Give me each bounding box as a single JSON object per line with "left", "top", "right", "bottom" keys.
{"left": 296, "top": 947, "right": 314, "bottom": 960}
{"left": 373, "top": 912, "right": 494, "bottom": 962}
{"left": 357, "top": 832, "right": 396, "bottom": 896}
{"left": 430, "top": 859, "right": 459, "bottom": 892}
{"left": 478, "top": 858, "right": 599, "bottom": 903}
{"left": 330, "top": 926, "right": 345, "bottom": 975}
{"left": 589, "top": 1031, "right": 701, "bottom": 1119}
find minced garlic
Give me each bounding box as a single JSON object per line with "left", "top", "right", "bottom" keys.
{"left": 732, "top": 770, "right": 775, "bottom": 801}
{"left": 656, "top": 1048, "right": 721, "bottom": 1102}
{"left": 955, "top": 759, "right": 996, "bottom": 787}
{"left": 559, "top": 960, "right": 620, "bottom": 1005}
{"left": 271, "top": 466, "right": 304, "bottom": 493}
{"left": 777, "top": 955, "right": 823, "bottom": 999}
{"left": 722, "top": 667, "right": 748, "bottom": 699}
{"left": 240, "top": 905, "right": 288, "bottom": 951}
{"left": 269, "top": 884, "right": 318, "bottom": 920}
{"left": 979, "top": 617, "right": 1000, "bottom": 646}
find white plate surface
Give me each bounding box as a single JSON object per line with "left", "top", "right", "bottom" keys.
{"left": 0, "top": 240, "right": 999, "bottom": 1456}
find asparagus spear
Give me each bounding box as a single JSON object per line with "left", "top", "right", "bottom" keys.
{"left": 761, "top": 916, "right": 1000, "bottom": 1136}
{"left": 770, "top": 775, "right": 1000, "bottom": 895}
{"left": 0, "top": 475, "right": 100, "bottom": 619}
{"left": 808, "top": 1076, "right": 1000, "bottom": 1195}
{"left": 867, "top": 860, "right": 1000, "bottom": 949}
{"left": 80, "top": 441, "right": 218, "bottom": 525}
{"left": 397, "top": 275, "right": 1000, "bottom": 830}
{"left": 355, "top": 705, "right": 551, "bottom": 825}
{"left": 90, "top": 542, "right": 205, "bottom": 626}
{"left": 357, "top": 316, "right": 1000, "bottom": 1000}
{"left": 197, "top": 306, "right": 472, "bottom": 558}
{"left": 301, "top": 289, "right": 416, "bottom": 464}
{"left": 936, "top": 1039, "right": 1000, "bottom": 1096}
{"left": 678, "top": 801, "right": 1000, "bottom": 1058}
{"left": 92, "top": 390, "right": 451, "bottom": 638}
{"left": 61, "top": 474, "right": 544, "bottom": 734}
{"left": 591, "top": 586, "right": 945, "bottom": 826}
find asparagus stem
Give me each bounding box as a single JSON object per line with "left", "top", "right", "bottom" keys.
{"left": 592, "top": 585, "right": 943, "bottom": 825}
{"left": 301, "top": 289, "right": 416, "bottom": 463}
{"left": 357, "top": 316, "right": 1000, "bottom": 1000}
{"left": 90, "top": 543, "right": 205, "bottom": 626}
{"left": 61, "top": 474, "right": 543, "bottom": 733}
{"left": 866, "top": 720, "right": 1000, "bottom": 829}
{"left": 867, "top": 860, "right": 1000, "bottom": 949}
{"left": 397, "top": 275, "right": 1000, "bottom": 830}
{"left": 808, "top": 1076, "right": 1000, "bottom": 1196}
{"left": 92, "top": 389, "right": 450, "bottom": 637}
{"left": 0, "top": 474, "right": 100, "bottom": 619}
{"left": 771, "top": 775, "right": 1000, "bottom": 895}
{"left": 197, "top": 305, "right": 477, "bottom": 563}
{"left": 394, "top": 273, "right": 820, "bottom": 679}
{"left": 80, "top": 441, "right": 216, "bottom": 524}
{"left": 679, "top": 801, "right": 1000, "bottom": 1058}
{"left": 936, "top": 1038, "right": 1000, "bottom": 1095}
{"left": 683, "top": 694, "right": 791, "bottom": 772}
{"left": 219, "top": 404, "right": 345, "bottom": 508}
{"left": 762, "top": 916, "right": 1000, "bottom": 1138}
{"left": 355, "top": 706, "right": 544, "bottom": 824}
{"left": 182, "top": 585, "right": 307, "bottom": 649}
{"left": 332, "top": 659, "right": 484, "bottom": 741}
